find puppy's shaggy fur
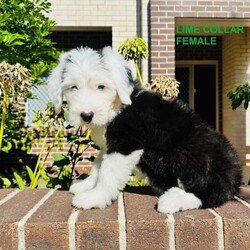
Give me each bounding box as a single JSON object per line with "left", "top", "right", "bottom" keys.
{"left": 48, "top": 47, "right": 242, "bottom": 214}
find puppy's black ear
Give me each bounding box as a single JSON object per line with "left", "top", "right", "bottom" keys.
{"left": 47, "top": 51, "right": 70, "bottom": 113}
{"left": 102, "top": 46, "right": 134, "bottom": 105}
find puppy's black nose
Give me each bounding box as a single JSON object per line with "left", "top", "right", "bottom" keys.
{"left": 80, "top": 112, "right": 94, "bottom": 123}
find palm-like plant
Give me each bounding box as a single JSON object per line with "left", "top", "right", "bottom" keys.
{"left": 118, "top": 36, "right": 148, "bottom": 85}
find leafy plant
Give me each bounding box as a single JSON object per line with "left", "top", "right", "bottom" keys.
{"left": 0, "top": 0, "right": 60, "bottom": 78}
{"left": 47, "top": 126, "right": 96, "bottom": 189}
{"left": 0, "top": 0, "right": 60, "bottom": 154}
{"left": 28, "top": 103, "right": 97, "bottom": 190}
{"left": 0, "top": 100, "right": 98, "bottom": 189}
{"left": 118, "top": 36, "right": 148, "bottom": 85}
{"left": 0, "top": 0, "right": 64, "bottom": 189}
{"left": 227, "top": 82, "right": 250, "bottom": 110}
{"left": 0, "top": 62, "right": 32, "bottom": 153}
{"left": 28, "top": 103, "right": 65, "bottom": 188}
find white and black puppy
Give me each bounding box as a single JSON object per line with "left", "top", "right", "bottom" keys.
{"left": 48, "top": 46, "right": 242, "bottom": 214}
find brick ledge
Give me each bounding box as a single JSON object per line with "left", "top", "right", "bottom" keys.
{"left": 0, "top": 186, "right": 249, "bottom": 249}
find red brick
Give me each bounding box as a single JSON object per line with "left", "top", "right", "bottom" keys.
{"left": 124, "top": 187, "right": 169, "bottom": 249}
{"left": 182, "top": 12, "right": 198, "bottom": 17}
{"left": 174, "top": 209, "right": 219, "bottom": 250}
{"left": 151, "top": 34, "right": 167, "bottom": 40}
{"left": 0, "top": 189, "right": 15, "bottom": 200}
{"left": 25, "top": 191, "right": 73, "bottom": 250}
{"left": 238, "top": 185, "right": 250, "bottom": 203}
{"left": 152, "top": 0, "right": 166, "bottom": 6}
{"left": 150, "top": 17, "right": 159, "bottom": 23}
{"left": 152, "top": 69, "right": 168, "bottom": 75}
{"left": 151, "top": 11, "right": 166, "bottom": 17}
{"left": 76, "top": 200, "right": 119, "bottom": 249}
{"left": 215, "top": 200, "right": 250, "bottom": 249}
{"left": 166, "top": 0, "right": 182, "bottom": 5}
{"left": 0, "top": 189, "right": 49, "bottom": 249}
{"left": 151, "top": 23, "right": 167, "bottom": 29}
{"left": 160, "top": 6, "right": 174, "bottom": 11}
{"left": 151, "top": 6, "right": 159, "bottom": 11}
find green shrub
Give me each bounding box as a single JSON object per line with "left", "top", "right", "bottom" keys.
{"left": 227, "top": 82, "right": 250, "bottom": 110}
{"left": 0, "top": 0, "right": 60, "bottom": 78}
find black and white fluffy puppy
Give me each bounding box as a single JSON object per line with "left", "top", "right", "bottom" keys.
{"left": 48, "top": 46, "right": 242, "bottom": 214}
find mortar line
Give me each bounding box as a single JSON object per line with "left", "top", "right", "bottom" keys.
{"left": 167, "top": 214, "right": 175, "bottom": 250}
{"left": 0, "top": 189, "right": 21, "bottom": 206}
{"left": 118, "top": 192, "right": 126, "bottom": 250}
{"left": 208, "top": 209, "right": 224, "bottom": 250}
{"left": 68, "top": 209, "right": 80, "bottom": 250}
{"left": 234, "top": 196, "right": 250, "bottom": 209}
{"left": 18, "top": 189, "right": 56, "bottom": 250}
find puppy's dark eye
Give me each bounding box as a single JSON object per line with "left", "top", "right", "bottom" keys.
{"left": 97, "top": 85, "right": 105, "bottom": 90}
{"left": 71, "top": 85, "right": 78, "bottom": 90}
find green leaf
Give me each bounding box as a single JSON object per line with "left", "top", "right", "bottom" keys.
{"left": 81, "top": 139, "right": 91, "bottom": 144}
{"left": 26, "top": 166, "right": 35, "bottom": 182}
{"left": 244, "top": 99, "right": 249, "bottom": 110}
{"left": 91, "top": 143, "right": 101, "bottom": 150}
{"left": 227, "top": 82, "right": 250, "bottom": 110}
{"left": 86, "top": 156, "right": 96, "bottom": 162}
{"left": 40, "top": 168, "right": 55, "bottom": 188}
{"left": 67, "top": 133, "right": 78, "bottom": 142}
{"left": 0, "top": 175, "right": 12, "bottom": 188}
{"left": 12, "top": 168, "right": 25, "bottom": 190}
{"left": 64, "top": 111, "right": 70, "bottom": 121}
{"left": 1, "top": 141, "right": 12, "bottom": 153}
{"left": 52, "top": 153, "right": 70, "bottom": 167}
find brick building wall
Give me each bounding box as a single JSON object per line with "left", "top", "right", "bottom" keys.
{"left": 47, "top": 0, "right": 150, "bottom": 82}
{"left": 150, "top": 0, "right": 250, "bottom": 182}
{"left": 150, "top": 0, "right": 250, "bottom": 78}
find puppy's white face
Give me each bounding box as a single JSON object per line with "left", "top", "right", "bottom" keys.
{"left": 62, "top": 65, "right": 118, "bottom": 127}
{"left": 48, "top": 47, "right": 134, "bottom": 128}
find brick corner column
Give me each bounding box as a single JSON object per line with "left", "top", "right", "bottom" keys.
{"left": 150, "top": 0, "right": 175, "bottom": 79}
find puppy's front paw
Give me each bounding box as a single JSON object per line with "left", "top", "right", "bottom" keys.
{"left": 72, "top": 188, "right": 111, "bottom": 209}
{"left": 70, "top": 177, "right": 96, "bottom": 195}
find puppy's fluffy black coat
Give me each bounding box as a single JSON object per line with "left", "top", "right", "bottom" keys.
{"left": 106, "top": 85, "right": 242, "bottom": 208}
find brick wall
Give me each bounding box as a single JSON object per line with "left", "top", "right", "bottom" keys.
{"left": 48, "top": 0, "right": 150, "bottom": 83}
{"left": 48, "top": 0, "right": 138, "bottom": 48}
{"left": 150, "top": 1, "right": 175, "bottom": 78}
{"left": 150, "top": 0, "right": 250, "bottom": 78}
{"left": 150, "top": 0, "right": 250, "bottom": 182}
